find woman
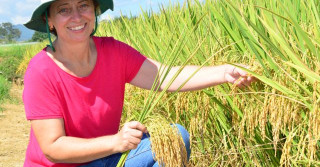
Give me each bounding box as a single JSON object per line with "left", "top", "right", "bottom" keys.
{"left": 23, "top": 0, "right": 255, "bottom": 166}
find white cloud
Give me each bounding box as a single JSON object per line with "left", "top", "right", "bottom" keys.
{"left": 0, "top": 0, "right": 10, "bottom": 14}
{"left": 0, "top": 0, "right": 39, "bottom": 24}
{"left": 0, "top": 1, "right": 11, "bottom": 22}
{"left": 12, "top": 16, "right": 30, "bottom": 25}
{"left": 114, "top": 0, "right": 134, "bottom": 6}
{"left": 147, "top": 0, "right": 154, "bottom": 5}
{"left": 100, "top": 13, "right": 115, "bottom": 21}
{"left": 16, "top": 1, "right": 39, "bottom": 14}
{"left": 105, "top": 14, "right": 115, "bottom": 21}
{"left": 0, "top": 0, "right": 11, "bottom": 3}
{"left": 26, "top": 0, "right": 40, "bottom": 2}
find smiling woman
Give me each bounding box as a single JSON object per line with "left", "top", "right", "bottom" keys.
{"left": 22, "top": 0, "right": 255, "bottom": 167}
{"left": 44, "top": 0, "right": 99, "bottom": 36}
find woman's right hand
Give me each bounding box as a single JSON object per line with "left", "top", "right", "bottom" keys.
{"left": 114, "top": 121, "right": 148, "bottom": 153}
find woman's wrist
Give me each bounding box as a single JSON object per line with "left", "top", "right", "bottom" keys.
{"left": 109, "top": 133, "right": 121, "bottom": 153}
{"left": 222, "top": 64, "right": 234, "bottom": 84}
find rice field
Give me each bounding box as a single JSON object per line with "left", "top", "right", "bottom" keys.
{"left": 17, "top": 0, "right": 320, "bottom": 166}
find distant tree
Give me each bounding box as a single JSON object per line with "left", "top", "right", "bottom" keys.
{"left": 0, "top": 26, "right": 7, "bottom": 39}
{"left": 0, "top": 22, "right": 21, "bottom": 42}
{"left": 31, "top": 31, "right": 47, "bottom": 42}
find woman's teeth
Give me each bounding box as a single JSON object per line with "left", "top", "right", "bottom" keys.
{"left": 69, "top": 24, "right": 85, "bottom": 31}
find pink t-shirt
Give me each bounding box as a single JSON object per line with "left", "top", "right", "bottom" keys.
{"left": 23, "top": 36, "right": 146, "bottom": 167}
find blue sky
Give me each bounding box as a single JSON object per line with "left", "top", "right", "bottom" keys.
{"left": 0, "top": 0, "right": 186, "bottom": 25}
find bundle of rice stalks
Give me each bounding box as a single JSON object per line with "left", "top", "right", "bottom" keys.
{"left": 146, "top": 115, "right": 188, "bottom": 167}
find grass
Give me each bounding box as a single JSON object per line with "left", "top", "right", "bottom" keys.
{"left": 17, "top": 0, "right": 320, "bottom": 166}
{"left": 0, "top": 75, "right": 10, "bottom": 111}
{"left": 0, "top": 45, "right": 28, "bottom": 109}
{"left": 0, "top": 45, "right": 28, "bottom": 81}
{"left": 0, "top": 45, "right": 29, "bottom": 59}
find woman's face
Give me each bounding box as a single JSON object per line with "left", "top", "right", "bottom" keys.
{"left": 48, "top": 0, "right": 95, "bottom": 43}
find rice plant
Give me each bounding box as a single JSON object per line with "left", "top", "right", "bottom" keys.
{"left": 16, "top": 41, "right": 48, "bottom": 75}
{"left": 96, "top": 0, "right": 320, "bottom": 166}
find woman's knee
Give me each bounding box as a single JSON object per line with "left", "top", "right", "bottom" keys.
{"left": 174, "top": 124, "right": 191, "bottom": 160}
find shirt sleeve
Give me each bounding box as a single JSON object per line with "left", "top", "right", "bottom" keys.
{"left": 23, "top": 59, "right": 62, "bottom": 120}
{"left": 113, "top": 38, "right": 147, "bottom": 83}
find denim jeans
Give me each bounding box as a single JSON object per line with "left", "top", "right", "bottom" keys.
{"left": 81, "top": 124, "right": 191, "bottom": 167}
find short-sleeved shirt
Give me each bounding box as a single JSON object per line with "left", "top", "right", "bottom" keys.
{"left": 23, "top": 36, "right": 146, "bottom": 167}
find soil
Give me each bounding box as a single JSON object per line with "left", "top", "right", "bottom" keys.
{"left": 0, "top": 84, "right": 29, "bottom": 167}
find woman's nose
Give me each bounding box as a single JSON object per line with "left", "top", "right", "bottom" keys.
{"left": 71, "top": 8, "right": 82, "bottom": 21}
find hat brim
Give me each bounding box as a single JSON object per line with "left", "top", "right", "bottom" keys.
{"left": 24, "top": 0, "right": 114, "bottom": 33}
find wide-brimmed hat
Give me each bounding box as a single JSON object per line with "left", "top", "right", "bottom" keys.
{"left": 24, "top": 0, "right": 113, "bottom": 33}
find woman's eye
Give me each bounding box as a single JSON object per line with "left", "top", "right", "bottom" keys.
{"left": 79, "top": 4, "right": 89, "bottom": 10}
{"left": 58, "top": 8, "right": 71, "bottom": 15}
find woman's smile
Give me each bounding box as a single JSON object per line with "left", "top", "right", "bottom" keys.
{"left": 68, "top": 23, "right": 87, "bottom": 31}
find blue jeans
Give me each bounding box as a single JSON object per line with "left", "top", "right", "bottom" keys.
{"left": 81, "top": 124, "right": 191, "bottom": 167}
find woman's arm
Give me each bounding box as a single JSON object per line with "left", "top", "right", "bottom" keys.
{"left": 130, "top": 58, "right": 255, "bottom": 92}
{"left": 31, "top": 119, "right": 147, "bottom": 163}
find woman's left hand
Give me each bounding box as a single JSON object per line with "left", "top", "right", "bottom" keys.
{"left": 224, "top": 64, "right": 256, "bottom": 88}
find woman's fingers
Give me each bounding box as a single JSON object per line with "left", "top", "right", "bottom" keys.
{"left": 225, "top": 73, "right": 237, "bottom": 84}
{"left": 116, "top": 121, "right": 147, "bottom": 152}
{"left": 235, "top": 67, "right": 248, "bottom": 77}
{"left": 225, "top": 65, "right": 257, "bottom": 88}
{"left": 236, "top": 77, "right": 251, "bottom": 88}
{"left": 127, "top": 121, "right": 148, "bottom": 134}
{"left": 122, "top": 122, "right": 145, "bottom": 140}
{"left": 128, "top": 129, "right": 144, "bottom": 140}
{"left": 124, "top": 132, "right": 141, "bottom": 145}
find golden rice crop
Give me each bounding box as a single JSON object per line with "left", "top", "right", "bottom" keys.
{"left": 146, "top": 115, "right": 188, "bottom": 167}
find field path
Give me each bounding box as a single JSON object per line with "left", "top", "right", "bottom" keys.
{"left": 0, "top": 84, "right": 29, "bottom": 167}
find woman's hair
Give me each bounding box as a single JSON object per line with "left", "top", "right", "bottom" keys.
{"left": 43, "top": 0, "right": 100, "bottom": 36}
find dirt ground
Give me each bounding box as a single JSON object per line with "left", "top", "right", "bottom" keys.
{"left": 0, "top": 84, "right": 29, "bottom": 167}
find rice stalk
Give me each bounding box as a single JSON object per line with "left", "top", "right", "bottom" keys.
{"left": 146, "top": 115, "right": 188, "bottom": 167}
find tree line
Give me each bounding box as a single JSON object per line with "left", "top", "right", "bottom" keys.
{"left": 0, "top": 22, "right": 21, "bottom": 43}
{"left": 0, "top": 22, "right": 48, "bottom": 44}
